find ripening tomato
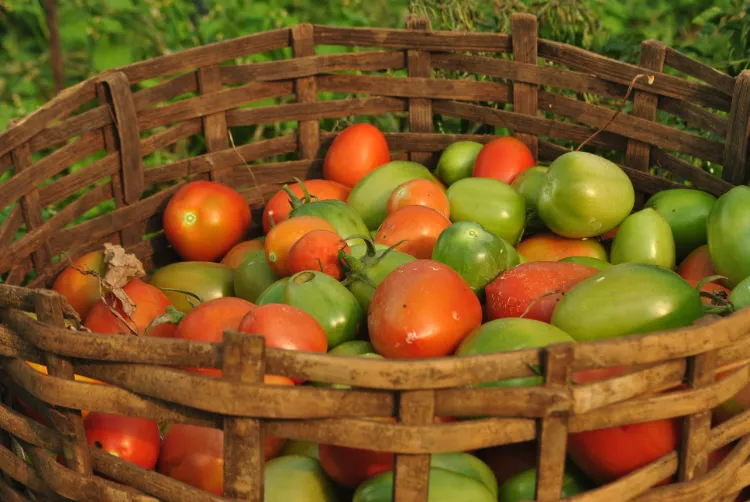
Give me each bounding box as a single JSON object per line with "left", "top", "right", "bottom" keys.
{"left": 84, "top": 412, "right": 161, "bottom": 470}
{"left": 265, "top": 216, "right": 338, "bottom": 277}
{"left": 163, "top": 180, "right": 252, "bottom": 262}
{"left": 169, "top": 297, "right": 256, "bottom": 377}
{"left": 685, "top": 279, "right": 731, "bottom": 306}
{"left": 375, "top": 206, "right": 452, "bottom": 259}
{"left": 83, "top": 278, "right": 176, "bottom": 337}
{"left": 484, "top": 262, "right": 600, "bottom": 323}
{"left": 677, "top": 245, "right": 717, "bottom": 282}
{"left": 516, "top": 233, "right": 608, "bottom": 262}
{"left": 220, "top": 238, "right": 265, "bottom": 269}
{"left": 368, "top": 260, "right": 482, "bottom": 358}
{"left": 387, "top": 178, "right": 451, "bottom": 219}
{"left": 323, "top": 123, "right": 391, "bottom": 188}
{"left": 319, "top": 443, "right": 394, "bottom": 489}
{"left": 263, "top": 179, "right": 351, "bottom": 234}
{"left": 288, "top": 230, "right": 351, "bottom": 280}
{"left": 472, "top": 136, "right": 535, "bottom": 184}
{"left": 52, "top": 250, "right": 106, "bottom": 319}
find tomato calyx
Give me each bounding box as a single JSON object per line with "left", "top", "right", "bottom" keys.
{"left": 145, "top": 305, "right": 186, "bottom": 335}
{"left": 338, "top": 235, "right": 406, "bottom": 289}
{"left": 282, "top": 177, "right": 320, "bottom": 210}
{"left": 695, "top": 275, "right": 735, "bottom": 316}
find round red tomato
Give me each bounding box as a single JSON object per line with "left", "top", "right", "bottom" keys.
{"left": 374, "top": 205, "right": 452, "bottom": 259}
{"left": 387, "top": 178, "right": 451, "bottom": 219}
{"left": 472, "top": 136, "right": 535, "bottom": 184}
{"left": 677, "top": 244, "right": 717, "bottom": 282}
{"left": 83, "top": 277, "right": 176, "bottom": 337}
{"left": 516, "top": 233, "right": 608, "bottom": 262}
{"left": 265, "top": 216, "right": 337, "bottom": 277}
{"left": 84, "top": 412, "right": 161, "bottom": 470}
{"left": 368, "top": 260, "right": 482, "bottom": 358}
{"left": 220, "top": 238, "right": 265, "bottom": 269}
{"left": 163, "top": 180, "right": 252, "bottom": 262}
{"left": 485, "top": 262, "right": 600, "bottom": 323}
{"left": 263, "top": 179, "right": 351, "bottom": 234}
{"left": 169, "top": 297, "right": 256, "bottom": 377}
{"left": 323, "top": 123, "right": 391, "bottom": 188}
{"left": 287, "top": 230, "right": 350, "bottom": 280}
{"left": 52, "top": 250, "right": 106, "bottom": 319}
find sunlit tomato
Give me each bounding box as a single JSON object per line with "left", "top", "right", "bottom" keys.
{"left": 368, "top": 260, "right": 482, "bottom": 358}
{"left": 288, "top": 230, "right": 351, "bottom": 280}
{"left": 84, "top": 412, "right": 161, "bottom": 470}
{"left": 677, "top": 245, "right": 717, "bottom": 282}
{"left": 485, "top": 262, "right": 600, "bottom": 323}
{"left": 516, "top": 233, "right": 608, "bottom": 262}
{"left": 220, "top": 238, "right": 265, "bottom": 269}
{"left": 323, "top": 123, "right": 391, "bottom": 188}
{"left": 472, "top": 136, "right": 535, "bottom": 184}
{"left": 163, "top": 180, "right": 252, "bottom": 262}
{"left": 83, "top": 278, "right": 176, "bottom": 337}
{"left": 52, "top": 250, "right": 106, "bottom": 319}
{"left": 237, "top": 304, "right": 328, "bottom": 383}
{"left": 387, "top": 178, "right": 451, "bottom": 219}
{"left": 265, "top": 216, "right": 338, "bottom": 277}
{"left": 169, "top": 297, "right": 256, "bottom": 377}
{"left": 374, "top": 206, "right": 451, "bottom": 259}
{"left": 262, "top": 179, "right": 351, "bottom": 234}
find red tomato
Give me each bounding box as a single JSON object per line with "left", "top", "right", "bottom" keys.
{"left": 368, "top": 260, "right": 482, "bottom": 358}
{"left": 516, "top": 233, "right": 608, "bottom": 262}
{"left": 262, "top": 179, "right": 351, "bottom": 234}
{"left": 287, "top": 230, "right": 351, "bottom": 280}
{"left": 472, "top": 136, "right": 535, "bottom": 184}
{"left": 220, "top": 238, "right": 265, "bottom": 269}
{"left": 52, "top": 250, "right": 106, "bottom": 319}
{"left": 265, "top": 216, "right": 338, "bottom": 277}
{"left": 374, "top": 206, "right": 452, "bottom": 259}
{"left": 84, "top": 412, "right": 161, "bottom": 470}
{"left": 83, "top": 278, "right": 176, "bottom": 337}
{"left": 677, "top": 244, "right": 717, "bottom": 282}
{"left": 163, "top": 181, "right": 252, "bottom": 262}
{"left": 169, "top": 297, "right": 256, "bottom": 377}
{"left": 387, "top": 178, "right": 451, "bottom": 219}
{"left": 237, "top": 304, "right": 328, "bottom": 383}
{"left": 685, "top": 278, "right": 731, "bottom": 306}
{"left": 323, "top": 123, "right": 391, "bottom": 188}
{"left": 485, "top": 262, "right": 600, "bottom": 323}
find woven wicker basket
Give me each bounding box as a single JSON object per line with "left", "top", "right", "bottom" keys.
{"left": 1, "top": 12, "right": 750, "bottom": 502}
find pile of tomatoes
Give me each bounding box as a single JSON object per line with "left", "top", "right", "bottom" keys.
{"left": 25, "top": 122, "right": 750, "bottom": 501}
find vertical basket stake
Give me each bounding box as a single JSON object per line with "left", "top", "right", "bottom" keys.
{"left": 511, "top": 13, "right": 539, "bottom": 160}
{"left": 625, "top": 40, "right": 666, "bottom": 207}
{"left": 222, "top": 330, "right": 266, "bottom": 501}
{"left": 722, "top": 70, "right": 750, "bottom": 185}
{"left": 197, "top": 64, "right": 234, "bottom": 185}
{"left": 534, "top": 343, "right": 573, "bottom": 501}
{"left": 292, "top": 24, "right": 321, "bottom": 163}
{"left": 406, "top": 15, "right": 433, "bottom": 166}
{"left": 392, "top": 390, "right": 435, "bottom": 502}
{"left": 678, "top": 350, "right": 717, "bottom": 481}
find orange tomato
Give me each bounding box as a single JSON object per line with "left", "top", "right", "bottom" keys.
{"left": 677, "top": 245, "right": 717, "bottom": 282}
{"left": 323, "top": 123, "right": 391, "bottom": 188}
{"left": 262, "top": 179, "right": 351, "bottom": 234}
{"left": 386, "top": 178, "right": 450, "bottom": 219}
{"left": 264, "top": 216, "right": 337, "bottom": 277}
{"left": 52, "top": 250, "right": 106, "bottom": 319}
{"left": 220, "top": 238, "right": 265, "bottom": 269}
{"left": 516, "top": 233, "right": 608, "bottom": 262}
{"left": 685, "top": 278, "right": 731, "bottom": 306}
{"left": 319, "top": 442, "right": 395, "bottom": 489}
{"left": 472, "top": 136, "right": 535, "bottom": 184}
{"left": 287, "top": 230, "right": 351, "bottom": 280}
{"left": 374, "top": 206, "right": 451, "bottom": 259}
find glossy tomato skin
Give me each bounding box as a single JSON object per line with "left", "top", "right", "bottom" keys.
{"left": 289, "top": 198, "right": 370, "bottom": 247}
{"left": 387, "top": 178, "right": 451, "bottom": 218}
{"left": 148, "top": 261, "right": 234, "bottom": 313}
{"left": 676, "top": 245, "right": 716, "bottom": 282}
{"left": 319, "top": 439, "right": 395, "bottom": 489}
{"left": 323, "top": 123, "right": 391, "bottom": 188}
{"left": 731, "top": 276, "right": 750, "bottom": 311}
{"left": 265, "top": 216, "right": 338, "bottom": 277}
{"left": 84, "top": 412, "right": 161, "bottom": 470}
{"left": 256, "top": 277, "right": 290, "bottom": 306}
{"left": 707, "top": 185, "right": 750, "bottom": 286}
{"left": 511, "top": 166, "right": 549, "bottom": 234}
{"left": 610, "top": 208, "right": 675, "bottom": 269}
{"left": 52, "top": 250, "right": 106, "bottom": 319}
{"left": 374, "top": 205, "right": 451, "bottom": 259}
{"left": 83, "top": 278, "right": 176, "bottom": 337}
{"left": 287, "top": 230, "right": 350, "bottom": 280}
{"left": 516, "top": 233, "right": 608, "bottom": 263}
{"left": 163, "top": 181, "right": 251, "bottom": 262}
{"left": 498, "top": 466, "right": 591, "bottom": 502}
{"left": 263, "top": 179, "right": 350, "bottom": 234}
{"left": 435, "top": 141, "right": 483, "bottom": 187}
{"left": 233, "top": 250, "right": 280, "bottom": 303}
{"left": 559, "top": 256, "right": 612, "bottom": 272}
{"left": 485, "top": 262, "right": 600, "bottom": 324}
{"left": 220, "top": 238, "right": 265, "bottom": 269}
{"left": 368, "top": 260, "right": 482, "bottom": 359}
{"left": 472, "top": 136, "right": 535, "bottom": 184}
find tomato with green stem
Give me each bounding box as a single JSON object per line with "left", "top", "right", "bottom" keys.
{"left": 263, "top": 179, "right": 350, "bottom": 234}
{"left": 287, "top": 229, "right": 351, "bottom": 280}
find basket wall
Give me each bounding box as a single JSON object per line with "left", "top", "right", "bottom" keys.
{"left": 0, "top": 12, "right": 750, "bottom": 502}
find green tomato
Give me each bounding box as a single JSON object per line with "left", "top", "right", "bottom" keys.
{"left": 559, "top": 256, "right": 613, "bottom": 271}
{"left": 233, "top": 250, "right": 279, "bottom": 303}
{"left": 730, "top": 275, "right": 750, "bottom": 311}
{"left": 511, "top": 166, "right": 549, "bottom": 234}
{"left": 284, "top": 270, "right": 365, "bottom": 348}
{"left": 430, "top": 452, "right": 498, "bottom": 499}
{"left": 498, "top": 466, "right": 592, "bottom": 502}
{"left": 290, "top": 197, "right": 370, "bottom": 246}
{"left": 645, "top": 188, "right": 717, "bottom": 261}
{"left": 502, "top": 239, "right": 522, "bottom": 268}
{"left": 256, "top": 277, "right": 290, "bottom": 305}
{"left": 354, "top": 467, "right": 496, "bottom": 502}
{"left": 264, "top": 455, "right": 339, "bottom": 502}
{"left": 446, "top": 177, "right": 526, "bottom": 245}
{"left": 432, "top": 221, "right": 509, "bottom": 302}
{"left": 551, "top": 263, "right": 705, "bottom": 342}
{"left": 537, "top": 151, "right": 635, "bottom": 238}
{"left": 435, "top": 141, "right": 484, "bottom": 186}
{"left": 610, "top": 208, "right": 676, "bottom": 269}
{"left": 149, "top": 261, "right": 234, "bottom": 313}
{"left": 707, "top": 186, "right": 750, "bottom": 287}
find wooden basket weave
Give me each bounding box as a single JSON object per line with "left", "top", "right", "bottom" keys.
{"left": 1, "top": 12, "right": 750, "bottom": 502}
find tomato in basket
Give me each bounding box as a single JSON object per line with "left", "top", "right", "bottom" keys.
{"left": 287, "top": 229, "right": 351, "bottom": 280}
{"left": 386, "top": 178, "right": 451, "bottom": 219}
{"left": 265, "top": 216, "right": 338, "bottom": 277}
{"left": 472, "top": 136, "right": 536, "bottom": 185}
{"left": 52, "top": 250, "right": 106, "bottom": 319}
{"left": 676, "top": 245, "right": 717, "bottom": 283}
{"left": 374, "top": 205, "right": 452, "bottom": 259}
{"left": 323, "top": 122, "right": 391, "bottom": 188}
{"left": 84, "top": 412, "right": 162, "bottom": 470}
{"left": 263, "top": 179, "right": 351, "bottom": 234}
{"left": 220, "top": 238, "right": 266, "bottom": 269}
{"left": 516, "top": 233, "right": 608, "bottom": 263}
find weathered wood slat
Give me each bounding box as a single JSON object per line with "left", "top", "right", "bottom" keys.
{"left": 140, "top": 119, "right": 202, "bottom": 157}
{"left": 405, "top": 15, "right": 433, "bottom": 165}
{"left": 511, "top": 13, "right": 540, "bottom": 158}
{"left": 722, "top": 71, "right": 750, "bottom": 185}
{"left": 664, "top": 46, "right": 736, "bottom": 96}
{"left": 197, "top": 65, "right": 233, "bottom": 185}
{"left": 28, "top": 106, "right": 111, "bottom": 154}
{"left": 292, "top": 24, "right": 321, "bottom": 162}
{"left": 651, "top": 148, "right": 734, "bottom": 197}
{"left": 133, "top": 72, "right": 199, "bottom": 111}
{"left": 0, "top": 205, "right": 23, "bottom": 249}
